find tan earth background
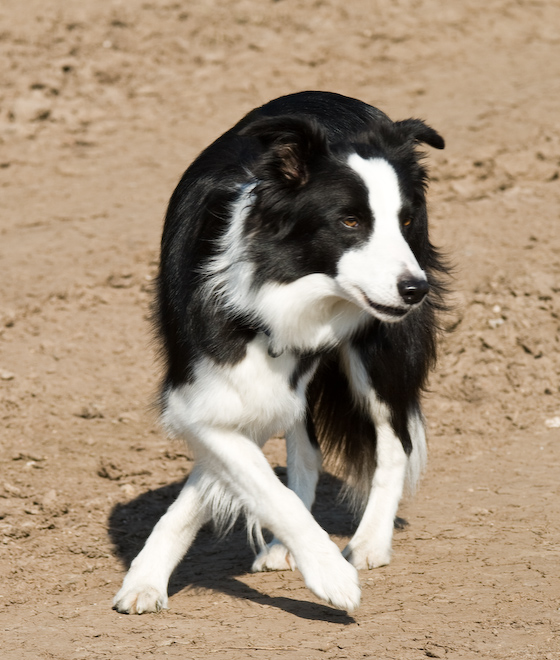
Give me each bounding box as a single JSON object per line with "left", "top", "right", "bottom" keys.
{"left": 1, "top": 1, "right": 560, "bottom": 658}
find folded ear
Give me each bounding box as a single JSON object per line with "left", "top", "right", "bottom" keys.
{"left": 240, "top": 115, "right": 329, "bottom": 187}
{"left": 395, "top": 118, "right": 445, "bottom": 150}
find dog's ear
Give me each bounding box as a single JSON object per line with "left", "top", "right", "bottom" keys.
{"left": 395, "top": 118, "right": 445, "bottom": 150}
{"left": 240, "top": 115, "right": 329, "bottom": 187}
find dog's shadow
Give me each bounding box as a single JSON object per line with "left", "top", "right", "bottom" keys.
{"left": 108, "top": 468, "right": 365, "bottom": 623}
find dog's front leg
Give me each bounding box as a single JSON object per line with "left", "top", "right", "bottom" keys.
{"left": 252, "top": 419, "right": 322, "bottom": 572}
{"left": 113, "top": 463, "right": 211, "bottom": 614}
{"left": 343, "top": 415, "right": 408, "bottom": 569}
{"left": 192, "top": 424, "right": 359, "bottom": 612}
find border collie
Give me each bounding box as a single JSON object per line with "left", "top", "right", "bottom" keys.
{"left": 113, "top": 91, "right": 446, "bottom": 614}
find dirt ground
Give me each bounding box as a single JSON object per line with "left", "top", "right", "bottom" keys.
{"left": 1, "top": 0, "right": 559, "bottom": 658}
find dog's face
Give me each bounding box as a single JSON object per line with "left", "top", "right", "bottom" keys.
{"left": 335, "top": 153, "right": 430, "bottom": 322}
{"left": 239, "top": 115, "right": 442, "bottom": 326}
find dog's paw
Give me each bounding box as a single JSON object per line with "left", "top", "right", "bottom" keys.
{"left": 342, "top": 540, "right": 392, "bottom": 570}
{"left": 297, "top": 543, "right": 361, "bottom": 612}
{"left": 252, "top": 541, "right": 296, "bottom": 572}
{"left": 113, "top": 583, "right": 168, "bottom": 615}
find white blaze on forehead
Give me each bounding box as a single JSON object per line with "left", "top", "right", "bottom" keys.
{"left": 347, "top": 154, "right": 403, "bottom": 228}
{"left": 336, "top": 154, "right": 426, "bottom": 319}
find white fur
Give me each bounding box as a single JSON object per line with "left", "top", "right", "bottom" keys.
{"left": 251, "top": 276, "right": 370, "bottom": 354}
{"left": 405, "top": 408, "right": 428, "bottom": 493}
{"left": 202, "top": 184, "right": 256, "bottom": 313}
{"left": 162, "top": 335, "right": 305, "bottom": 443}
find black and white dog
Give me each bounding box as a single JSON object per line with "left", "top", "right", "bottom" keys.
{"left": 113, "top": 91, "right": 446, "bottom": 614}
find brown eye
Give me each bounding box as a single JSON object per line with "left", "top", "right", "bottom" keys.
{"left": 342, "top": 217, "right": 359, "bottom": 228}
{"left": 402, "top": 218, "right": 413, "bottom": 228}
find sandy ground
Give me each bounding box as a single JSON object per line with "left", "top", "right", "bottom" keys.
{"left": 1, "top": 1, "right": 560, "bottom": 658}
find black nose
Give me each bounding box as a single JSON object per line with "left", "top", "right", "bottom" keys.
{"left": 397, "top": 277, "right": 430, "bottom": 305}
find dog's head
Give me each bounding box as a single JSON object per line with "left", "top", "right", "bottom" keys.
{"left": 238, "top": 114, "right": 444, "bottom": 326}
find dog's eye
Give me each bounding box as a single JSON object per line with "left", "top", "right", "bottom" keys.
{"left": 342, "top": 217, "right": 359, "bottom": 228}
{"left": 402, "top": 218, "right": 413, "bottom": 228}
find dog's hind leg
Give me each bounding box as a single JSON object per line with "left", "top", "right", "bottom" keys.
{"left": 252, "top": 418, "right": 322, "bottom": 572}
{"left": 113, "top": 463, "right": 211, "bottom": 614}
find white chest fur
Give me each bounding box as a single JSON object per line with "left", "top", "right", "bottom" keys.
{"left": 162, "top": 334, "right": 313, "bottom": 446}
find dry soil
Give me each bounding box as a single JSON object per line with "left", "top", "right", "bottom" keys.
{"left": 1, "top": 1, "right": 560, "bottom": 658}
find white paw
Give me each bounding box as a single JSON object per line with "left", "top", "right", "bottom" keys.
{"left": 296, "top": 541, "right": 361, "bottom": 612}
{"left": 252, "top": 541, "right": 296, "bottom": 572}
{"left": 342, "top": 540, "right": 392, "bottom": 570}
{"left": 113, "top": 580, "right": 168, "bottom": 614}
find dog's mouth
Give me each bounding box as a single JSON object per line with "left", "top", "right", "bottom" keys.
{"left": 362, "top": 294, "right": 409, "bottom": 319}
{"left": 336, "top": 281, "right": 411, "bottom": 321}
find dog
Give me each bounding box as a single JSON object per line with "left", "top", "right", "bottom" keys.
{"left": 113, "top": 91, "right": 446, "bottom": 614}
